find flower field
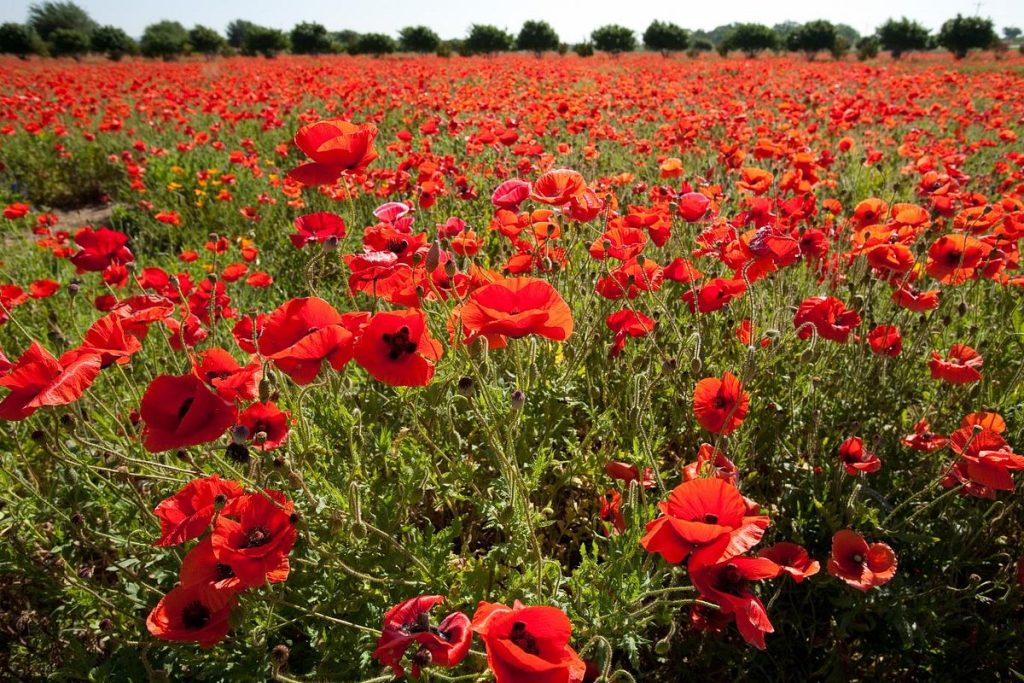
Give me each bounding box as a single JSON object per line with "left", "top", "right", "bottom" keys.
{"left": 1, "top": 52, "right": 1024, "bottom": 681}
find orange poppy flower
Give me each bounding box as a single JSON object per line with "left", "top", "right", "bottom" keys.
{"left": 530, "top": 168, "right": 586, "bottom": 206}
{"left": 827, "top": 530, "right": 897, "bottom": 591}
{"left": 693, "top": 372, "right": 749, "bottom": 435}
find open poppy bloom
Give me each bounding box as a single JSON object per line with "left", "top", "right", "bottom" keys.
{"left": 640, "top": 478, "right": 769, "bottom": 566}
{"left": 70, "top": 226, "right": 133, "bottom": 273}
{"left": 827, "top": 530, "right": 897, "bottom": 591}
{"left": 237, "top": 401, "right": 290, "bottom": 451}
{"left": 353, "top": 309, "right": 442, "bottom": 386}
{"left": 757, "top": 542, "right": 820, "bottom": 582}
{"left": 794, "top": 296, "right": 861, "bottom": 343}
{"left": 682, "top": 277, "right": 746, "bottom": 313}
{"left": 867, "top": 325, "right": 902, "bottom": 357}
{"left": 491, "top": 179, "right": 532, "bottom": 210}
{"left": 837, "top": 436, "right": 881, "bottom": 475}
{"left": 929, "top": 344, "right": 983, "bottom": 384}
{"left": 900, "top": 419, "right": 947, "bottom": 453}
{"left": 288, "top": 119, "right": 378, "bottom": 186}
{"left": 179, "top": 536, "right": 245, "bottom": 593}
{"left": 471, "top": 600, "right": 586, "bottom": 683}
{"left": 146, "top": 581, "right": 236, "bottom": 648}
{"left": 211, "top": 490, "right": 296, "bottom": 588}
{"left": 925, "top": 234, "right": 991, "bottom": 285}
{"left": 682, "top": 444, "right": 738, "bottom": 485}
{"left": 455, "top": 277, "right": 573, "bottom": 345}
{"left": 152, "top": 475, "right": 244, "bottom": 547}
{"left": 372, "top": 595, "right": 472, "bottom": 679}
{"left": 257, "top": 297, "right": 359, "bottom": 385}
{"left": 690, "top": 554, "right": 781, "bottom": 649}
{"left": 140, "top": 374, "right": 237, "bottom": 453}
{"left": 530, "top": 168, "right": 586, "bottom": 207}
{"left": 290, "top": 212, "right": 347, "bottom": 249}
{"left": 0, "top": 341, "right": 101, "bottom": 421}
{"left": 946, "top": 425, "right": 1024, "bottom": 494}
{"left": 192, "top": 348, "right": 261, "bottom": 403}
{"left": 605, "top": 308, "right": 655, "bottom": 357}
{"left": 693, "top": 372, "right": 749, "bottom": 435}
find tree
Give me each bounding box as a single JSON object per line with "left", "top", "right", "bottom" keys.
{"left": 242, "top": 26, "right": 289, "bottom": 57}
{"left": 573, "top": 42, "right": 594, "bottom": 57}
{"left": 140, "top": 21, "right": 188, "bottom": 60}
{"left": 1004, "top": 27, "right": 1022, "bottom": 40}
{"left": 189, "top": 25, "right": 225, "bottom": 57}
{"left": 48, "top": 26, "right": 89, "bottom": 58}
{"left": 938, "top": 14, "right": 996, "bottom": 59}
{"left": 399, "top": 25, "right": 440, "bottom": 53}
{"left": 591, "top": 25, "right": 637, "bottom": 54}
{"left": 28, "top": 1, "right": 95, "bottom": 42}
{"left": 291, "top": 22, "right": 334, "bottom": 54}
{"left": 464, "top": 24, "right": 513, "bottom": 55}
{"left": 877, "top": 17, "right": 930, "bottom": 59}
{"left": 333, "top": 30, "right": 359, "bottom": 52}
{"left": 226, "top": 19, "right": 257, "bottom": 49}
{"left": 722, "top": 23, "right": 778, "bottom": 57}
{"left": 515, "top": 20, "right": 559, "bottom": 55}
{"left": 643, "top": 20, "right": 689, "bottom": 56}
{"left": 786, "top": 20, "right": 837, "bottom": 59}
{"left": 91, "top": 25, "right": 136, "bottom": 60}
{"left": 349, "top": 33, "right": 396, "bottom": 56}
{"left": 856, "top": 35, "right": 880, "bottom": 60}
{"left": 0, "top": 23, "right": 43, "bottom": 58}
{"left": 835, "top": 24, "right": 861, "bottom": 45}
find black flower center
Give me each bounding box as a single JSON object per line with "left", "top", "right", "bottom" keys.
{"left": 703, "top": 513, "right": 719, "bottom": 524}
{"left": 387, "top": 238, "right": 409, "bottom": 254}
{"left": 215, "top": 563, "right": 235, "bottom": 580}
{"left": 509, "top": 621, "right": 540, "bottom": 655}
{"left": 177, "top": 397, "right": 194, "bottom": 420}
{"left": 181, "top": 600, "right": 211, "bottom": 630}
{"left": 241, "top": 525, "right": 272, "bottom": 549}
{"left": 381, "top": 325, "right": 417, "bottom": 361}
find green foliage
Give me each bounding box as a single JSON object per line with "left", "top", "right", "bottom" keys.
{"left": 399, "top": 25, "right": 440, "bottom": 53}
{"left": 857, "top": 35, "right": 881, "bottom": 60}
{"left": 0, "top": 22, "right": 44, "bottom": 58}
{"left": 722, "top": 23, "right": 779, "bottom": 57}
{"left": 332, "top": 29, "right": 360, "bottom": 51}
{"left": 47, "top": 26, "right": 88, "bottom": 58}
{"left": 90, "top": 25, "right": 136, "bottom": 60}
{"left": 643, "top": 20, "right": 689, "bottom": 55}
{"left": 1004, "top": 27, "right": 1022, "bottom": 41}
{"left": 225, "top": 19, "right": 257, "bottom": 49}
{"left": 591, "top": 25, "right": 637, "bottom": 54}
{"left": 786, "top": 20, "right": 838, "bottom": 59}
{"left": 0, "top": 132, "right": 123, "bottom": 207}
{"left": 290, "top": 22, "right": 334, "bottom": 55}
{"left": 188, "top": 25, "right": 225, "bottom": 56}
{"left": 140, "top": 21, "right": 188, "bottom": 60}
{"left": 878, "top": 17, "right": 930, "bottom": 59}
{"left": 464, "top": 24, "right": 513, "bottom": 55}
{"left": 573, "top": 41, "right": 594, "bottom": 57}
{"left": 28, "top": 1, "right": 95, "bottom": 42}
{"left": 938, "top": 15, "right": 997, "bottom": 59}
{"left": 242, "top": 26, "right": 289, "bottom": 58}
{"left": 515, "top": 20, "right": 560, "bottom": 54}
{"left": 349, "top": 32, "right": 397, "bottom": 56}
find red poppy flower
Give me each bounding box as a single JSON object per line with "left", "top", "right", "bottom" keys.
{"left": 140, "top": 374, "right": 237, "bottom": 453}
{"left": 692, "top": 372, "right": 749, "bottom": 435}
{"left": 146, "top": 581, "right": 236, "bottom": 648}
{"left": 0, "top": 342, "right": 101, "bottom": 421}
{"left": 663, "top": 257, "right": 703, "bottom": 283}
{"left": 152, "top": 475, "right": 244, "bottom": 547}
{"left": 757, "top": 542, "right": 820, "bottom": 582}
{"left": 837, "top": 437, "right": 881, "bottom": 475}
{"left": 604, "top": 460, "right": 655, "bottom": 489}
{"left": 192, "top": 348, "right": 261, "bottom": 403}
{"left": 926, "top": 234, "right": 991, "bottom": 285}
{"left": 70, "top": 226, "right": 133, "bottom": 273}
{"left": 354, "top": 309, "right": 442, "bottom": 386}
{"left": 491, "top": 179, "right": 532, "bottom": 210}
{"left": 288, "top": 119, "right": 378, "bottom": 186}
{"left": 961, "top": 412, "right": 1006, "bottom": 434}
{"left": 947, "top": 426, "right": 1024, "bottom": 493}
{"left": 257, "top": 297, "right": 359, "bottom": 385}
{"left": 372, "top": 595, "right": 472, "bottom": 678}
{"left": 640, "top": 478, "right": 769, "bottom": 566}
{"left": 291, "top": 212, "right": 347, "bottom": 249}
{"left": 530, "top": 168, "right": 586, "bottom": 206}
{"left": 3, "top": 203, "right": 30, "bottom": 220}
{"left": 455, "top": 278, "right": 573, "bottom": 345}
{"left": 866, "top": 325, "right": 902, "bottom": 357}
{"left": 794, "top": 296, "right": 861, "bottom": 343}
{"left": 28, "top": 279, "right": 60, "bottom": 298}
{"left": 929, "top": 344, "right": 983, "bottom": 384}
{"left": 471, "top": 600, "right": 586, "bottom": 683}
{"left": 599, "top": 490, "right": 625, "bottom": 534}
{"left": 211, "top": 490, "right": 296, "bottom": 588}
{"left": 678, "top": 192, "right": 711, "bottom": 221}
{"left": 179, "top": 536, "right": 244, "bottom": 593}
{"left": 605, "top": 308, "right": 655, "bottom": 357}
{"left": 682, "top": 443, "right": 738, "bottom": 485}
{"left": 682, "top": 277, "right": 746, "bottom": 313}
{"left": 891, "top": 285, "right": 940, "bottom": 312}
{"left": 594, "top": 258, "right": 664, "bottom": 300}
{"left": 900, "top": 419, "right": 947, "bottom": 452}
{"left": 690, "top": 555, "right": 781, "bottom": 649}
{"left": 79, "top": 313, "right": 143, "bottom": 368}
{"left": 827, "top": 530, "right": 897, "bottom": 591}
{"left": 237, "top": 401, "right": 290, "bottom": 451}
{"left": 0, "top": 285, "right": 28, "bottom": 324}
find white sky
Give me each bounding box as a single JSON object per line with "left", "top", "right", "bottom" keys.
{"left": 2, "top": 0, "right": 1020, "bottom": 41}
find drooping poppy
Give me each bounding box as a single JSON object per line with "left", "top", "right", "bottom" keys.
{"left": 152, "top": 474, "right": 244, "bottom": 547}
{"left": 471, "top": 600, "right": 586, "bottom": 683}
{"left": 146, "top": 581, "right": 236, "bottom": 648}
{"left": 827, "top": 530, "right": 897, "bottom": 591}
{"left": 372, "top": 595, "right": 472, "bottom": 679}
{"left": 288, "top": 119, "right": 378, "bottom": 186}
{"left": 692, "top": 372, "right": 749, "bottom": 435}
{"left": 140, "top": 374, "right": 237, "bottom": 453}
{"left": 689, "top": 555, "right": 781, "bottom": 649}
{"left": 211, "top": 490, "right": 296, "bottom": 588}
{"left": 353, "top": 309, "right": 442, "bottom": 387}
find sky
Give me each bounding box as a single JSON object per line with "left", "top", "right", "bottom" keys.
{"left": 2, "top": 0, "right": 1022, "bottom": 42}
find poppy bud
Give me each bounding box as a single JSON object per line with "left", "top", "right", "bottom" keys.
{"left": 259, "top": 378, "right": 272, "bottom": 403}
{"left": 208, "top": 232, "right": 219, "bottom": 242}
{"left": 957, "top": 301, "right": 968, "bottom": 316}
{"left": 168, "top": 275, "right": 180, "bottom": 288}
{"left": 30, "top": 430, "right": 45, "bottom": 442}
{"left": 70, "top": 512, "right": 84, "bottom": 526}
{"left": 425, "top": 240, "right": 441, "bottom": 272}
{"left": 68, "top": 281, "right": 80, "bottom": 296}
{"left": 510, "top": 389, "right": 526, "bottom": 411}
{"left": 206, "top": 273, "right": 218, "bottom": 284}
{"left": 176, "top": 449, "right": 192, "bottom": 463}
{"left": 271, "top": 644, "right": 290, "bottom": 667}
{"left": 444, "top": 259, "right": 457, "bottom": 278}
{"left": 124, "top": 261, "right": 136, "bottom": 272}
{"left": 214, "top": 493, "right": 228, "bottom": 506}
{"left": 231, "top": 425, "right": 249, "bottom": 445}
{"left": 225, "top": 442, "right": 250, "bottom": 464}
{"left": 689, "top": 357, "right": 702, "bottom": 374}
{"left": 99, "top": 618, "right": 114, "bottom": 632}
{"left": 273, "top": 455, "right": 286, "bottom": 467}
{"left": 662, "top": 357, "right": 677, "bottom": 372}
{"left": 60, "top": 413, "right": 76, "bottom": 427}
{"left": 655, "top": 620, "right": 677, "bottom": 654}
{"left": 941, "top": 315, "right": 952, "bottom": 326}
{"left": 457, "top": 376, "right": 475, "bottom": 398}
{"left": 800, "top": 348, "right": 814, "bottom": 364}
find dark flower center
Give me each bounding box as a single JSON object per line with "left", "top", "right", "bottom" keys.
{"left": 181, "top": 600, "right": 211, "bottom": 630}
{"left": 387, "top": 238, "right": 409, "bottom": 254}
{"left": 509, "top": 621, "right": 540, "bottom": 655}
{"left": 945, "top": 250, "right": 963, "bottom": 265}
{"left": 703, "top": 513, "right": 719, "bottom": 524}
{"left": 206, "top": 371, "right": 230, "bottom": 382}
{"left": 851, "top": 553, "right": 865, "bottom": 564}
{"left": 177, "top": 397, "right": 194, "bottom": 420}
{"left": 241, "top": 525, "right": 272, "bottom": 549}
{"left": 381, "top": 325, "right": 417, "bottom": 361}
{"left": 714, "top": 563, "right": 746, "bottom": 595}
{"left": 713, "top": 395, "right": 729, "bottom": 409}
{"left": 215, "top": 563, "right": 235, "bottom": 580}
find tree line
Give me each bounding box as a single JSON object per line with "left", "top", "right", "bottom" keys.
{"left": 1, "top": 2, "right": 1020, "bottom": 61}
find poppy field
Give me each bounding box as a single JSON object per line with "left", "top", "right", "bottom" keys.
{"left": 1, "top": 51, "right": 1024, "bottom": 681}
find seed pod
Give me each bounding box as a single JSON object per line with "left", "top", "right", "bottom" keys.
{"left": 425, "top": 240, "right": 441, "bottom": 272}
